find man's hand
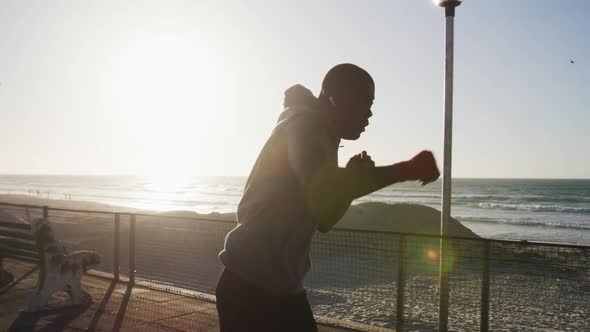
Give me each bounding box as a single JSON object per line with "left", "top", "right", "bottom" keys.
{"left": 346, "top": 151, "right": 375, "bottom": 169}
{"left": 312, "top": 151, "right": 376, "bottom": 233}
{"left": 312, "top": 150, "right": 438, "bottom": 232}
{"left": 399, "top": 150, "right": 440, "bottom": 185}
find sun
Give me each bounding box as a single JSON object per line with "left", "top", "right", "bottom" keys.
{"left": 145, "top": 173, "right": 190, "bottom": 194}
{"left": 110, "top": 29, "right": 227, "bottom": 176}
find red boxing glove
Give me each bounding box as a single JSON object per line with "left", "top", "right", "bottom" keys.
{"left": 399, "top": 150, "right": 440, "bottom": 185}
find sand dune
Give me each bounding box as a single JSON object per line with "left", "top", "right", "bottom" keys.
{"left": 337, "top": 202, "right": 479, "bottom": 238}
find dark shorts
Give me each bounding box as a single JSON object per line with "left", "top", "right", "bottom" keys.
{"left": 215, "top": 268, "right": 318, "bottom": 332}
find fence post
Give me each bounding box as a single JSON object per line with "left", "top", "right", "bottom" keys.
{"left": 129, "top": 214, "right": 136, "bottom": 284}
{"left": 114, "top": 213, "right": 120, "bottom": 281}
{"left": 480, "top": 240, "right": 491, "bottom": 332}
{"left": 43, "top": 206, "right": 49, "bottom": 218}
{"left": 439, "top": 236, "right": 451, "bottom": 332}
{"left": 396, "top": 234, "right": 406, "bottom": 332}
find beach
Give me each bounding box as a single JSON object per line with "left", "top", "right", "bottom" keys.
{"left": 2, "top": 0, "right": 588, "bottom": 330}
{"left": 0, "top": 175, "right": 588, "bottom": 244}
{"left": 1, "top": 193, "right": 588, "bottom": 331}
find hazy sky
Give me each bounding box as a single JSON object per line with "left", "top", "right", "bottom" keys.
{"left": 1, "top": 0, "right": 588, "bottom": 178}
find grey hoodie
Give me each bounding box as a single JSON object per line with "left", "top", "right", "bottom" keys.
{"left": 218, "top": 85, "right": 340, "bottom": 295}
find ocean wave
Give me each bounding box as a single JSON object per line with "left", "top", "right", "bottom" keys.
{"left": 476, "top": 203, "right": 590, "bottom": 214}
{"left": 454, "top": 195, "right": 514, "bottom": 202}
{"left": 197, "top": 191, "right": 243, "bottom": 197}
{"left": 458, "top": 217, "right": 590, "bottom": 230}
{"left": 518, "top": 196, "right": 590, "bottom": 203}
{"left": 454, "top": 195, "right": 589, "bottom": 204}
{"left": 368, "top": 193, "right": 590, "bottom": 206}
{"left": 368, "top": 192, "right": 440, "bottom": 199}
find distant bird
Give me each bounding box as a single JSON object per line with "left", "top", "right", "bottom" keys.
{"left": 570, "top": 60, "right": 575, "bottom": 64}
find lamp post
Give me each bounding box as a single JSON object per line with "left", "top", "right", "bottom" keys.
{"left": 435, "top": 0, "right": 462, "bottom": 331}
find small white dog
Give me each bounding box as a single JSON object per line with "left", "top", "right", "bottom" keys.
{"left": 25, "top": 218, "right": 101, "bottom": 312}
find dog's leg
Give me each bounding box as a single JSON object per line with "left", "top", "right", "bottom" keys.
{"left": 69, "top": 272, "right": 84, "bottom": 305}
{"left": 25, "top": 270, "right": 53, "bottom": 312}
{"left": 25, "top": 283, "right": 56, "bottom": 312}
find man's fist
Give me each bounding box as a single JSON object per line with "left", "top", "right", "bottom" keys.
{"left": 346, "top": 151, "right": 375, "bottom": 169}
{"left": 400, "top": 150, "right": 440, "bottom": 185}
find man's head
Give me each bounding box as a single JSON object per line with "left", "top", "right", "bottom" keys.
{"left": 319, "top": 64, "right": 374, "bottom": 140}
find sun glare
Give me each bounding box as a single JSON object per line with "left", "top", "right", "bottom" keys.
{"left": 145, "top": 173, "right": 190, "bottom": 194}
{"left": 111, "top": 29, "right": 228, "bottom": 176}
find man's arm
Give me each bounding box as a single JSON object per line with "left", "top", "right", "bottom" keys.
{"left": 285, "top": 115, "right": 439, "bottom": 233}
{"left": 310, "top": 151, "right": 439, "bottom": 233}
{"left": 310, "top": 163, "right": 405, "bottom": 233}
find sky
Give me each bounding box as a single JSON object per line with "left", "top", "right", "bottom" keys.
{"left": 0, "top": 0, "right": 588, "bottom": 178}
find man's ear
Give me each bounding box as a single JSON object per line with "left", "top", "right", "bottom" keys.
{"left": 329, "top": 96, "right": 337, "bottom": 108}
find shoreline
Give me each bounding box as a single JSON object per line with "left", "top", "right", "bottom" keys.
{"left": 0, "top": 194, "right": 479, "bottom": 238}
{"left": 2, "top": 193, "right": 589, "bottom": 245}
{"left": 0, "top": 194, "right": 237, "bottom": 221}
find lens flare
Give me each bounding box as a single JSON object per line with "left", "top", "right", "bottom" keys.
{"left": 417, "top": 242, "right": 456, "bottom": 273}
{"left": 422, "top": 244, "right": 440, "bottom": 267}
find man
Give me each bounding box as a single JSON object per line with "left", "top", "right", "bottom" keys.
{"left": 216, "top": 64, "right": 440, "bottom": 331}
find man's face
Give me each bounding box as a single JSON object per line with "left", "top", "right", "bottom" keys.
{"left": 332, "top": 83, "right": 374, "bottom": 140}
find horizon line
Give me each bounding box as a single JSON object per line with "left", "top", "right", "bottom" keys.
{"left": 0, "top": 173, "right": 589, "bottom": 181}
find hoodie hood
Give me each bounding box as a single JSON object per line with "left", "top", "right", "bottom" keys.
{"left": 278, "top": 84, "right": 319, "bottom": 123}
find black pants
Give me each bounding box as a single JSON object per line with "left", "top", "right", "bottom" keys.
{"left": 215, "top": 268, "right": 318, "bottom": 332}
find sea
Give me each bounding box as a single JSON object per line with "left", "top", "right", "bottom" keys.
{"left": 0, "top": 175, "right": 588, "bottom": 244}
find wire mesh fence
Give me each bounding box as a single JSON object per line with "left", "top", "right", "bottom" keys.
{"left": 132, "top": 214, "right": 234, "bottom": 295}
{"left": 447, "top": 238, "right": 486, "bottom": 331}
{"left": 487, "top": 241, "right": 590, "bottom": 332}
{"left": 0, "top": 203, "right": 44, "bottom": 222}
{"left": 41, "top": 208, "right": 119, "bottom": 276}
{"left": 1, "top": 202, "right": 589, "bottom": 331}
{"left": 306, "top": 230, "right": 401, "bottom": 330}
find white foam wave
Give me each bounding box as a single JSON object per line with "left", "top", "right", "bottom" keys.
{"left": 477, "top": 203, "right": 590, "bottom": 214}
{"left": 459, "top": 216, "right": 590, "bottom": 230}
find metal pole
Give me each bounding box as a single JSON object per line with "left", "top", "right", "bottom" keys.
{"left": 437, "top": 1, "right": 461, "bottom": 331}
{"left": 114, "top": 213, "right": 120, "bottom": 281}
{"left": 396, "top": 234, "right": 406, "bottom": 331}
{"left": 43, "top": 206, "right": 49, "bottom": 218}
{"left": 129, "top": 214, "right": 136, "bottom": 284}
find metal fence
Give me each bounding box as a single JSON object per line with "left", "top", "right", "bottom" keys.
{"left": 1, "top": 202, "right": 589, "bottom": 331}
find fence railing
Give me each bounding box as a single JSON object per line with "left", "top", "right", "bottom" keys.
{"left": 1, "top": 202, "right": 589, "bottom": 332}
